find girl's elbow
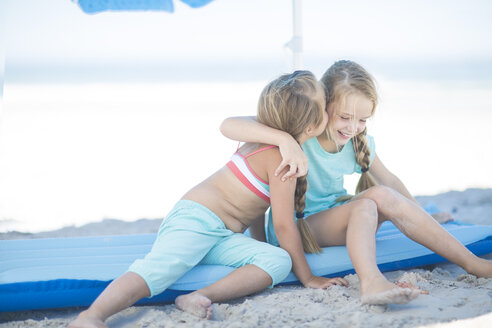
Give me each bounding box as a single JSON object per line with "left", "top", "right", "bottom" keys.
{"left": 219, "top": 119, "right": 229, "bottom": 136}
{"left": 219, "top": 118, "right": 238, "bottom": 138}
{"left": 273, "top": 222, "right": 295, "bottom": 237}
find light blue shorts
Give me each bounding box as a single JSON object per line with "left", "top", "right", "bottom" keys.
{"left": 128, "top": 200, "right": 292, "bottom": 297}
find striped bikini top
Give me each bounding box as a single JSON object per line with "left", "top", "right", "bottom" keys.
{"left": 226, "top": 145, "right": 277, "bottom": 204}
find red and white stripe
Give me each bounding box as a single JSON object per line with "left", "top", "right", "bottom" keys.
{"left": 227, "top": 154, "right": 270, "bottom": 203}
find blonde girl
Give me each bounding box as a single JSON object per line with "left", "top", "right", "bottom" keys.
{"left": 69, "top": 71, "right": 347, "bottom": 328}
{"left": 220, "top": 60, "right": 492, "bottom": 305}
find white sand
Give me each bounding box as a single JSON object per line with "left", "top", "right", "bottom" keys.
{"left": 1, "top": 188, "right": 492, "bottom": 328}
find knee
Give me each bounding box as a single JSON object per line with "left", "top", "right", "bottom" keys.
{"left": 255, "top": 247, "right": 292, "bottom": 285}
{"left": 347, "top": 199, "right": 379, "bottom": 229}
{"left": 351, "top": 198, "right": 378, "bottom": 217}
{"left": 362, "top": 185, "right": 399, "bottom": 206}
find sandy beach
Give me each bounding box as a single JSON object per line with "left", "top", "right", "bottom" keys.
{"left": 1, "top": 188, "right": 492, "bottom": 328}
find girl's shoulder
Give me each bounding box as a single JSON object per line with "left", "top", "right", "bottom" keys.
{"left": 236, "top": 143, "right": 281, "bottom": 181}
{"left": 247, "top": 144, "right": 282, "bottom": 165}
{"left": 236, "top": 143, "right": 278, "bottom": 157}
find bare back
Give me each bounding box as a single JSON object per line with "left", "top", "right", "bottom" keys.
{"left": 181, "top": 143, "right": 281, "bottom": 233}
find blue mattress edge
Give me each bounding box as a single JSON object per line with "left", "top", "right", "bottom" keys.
{"left": 2, "top": 236, "right": 492, "bottom": 312}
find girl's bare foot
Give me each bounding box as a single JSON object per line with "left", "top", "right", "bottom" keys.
{"left": 466, "top": 257, "right": 492, "bottom": 278}
{"left": 175, "top": 292, "right": 213, "bottom": 319}
{"left": 361, "top": 287, "right": 420, "bottom": 305}
{"left": 360, "top": 276, "right": 420, "bottom": 305}
{"left": 67, "top": 311, "right": 108, "bottom": 328}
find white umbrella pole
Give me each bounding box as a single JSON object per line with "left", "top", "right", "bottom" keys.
{"left": 291, "top": 0, "right": 303, "bottom": 70}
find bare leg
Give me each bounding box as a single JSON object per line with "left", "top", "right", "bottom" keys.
{"left": 175, "top": 264, "right": 271, "bottom": 318}
{"left": 357, "top": 186, "right": 492, "bottom": 277}
{"left": 68, "top": 272, "right": 150, "bottom": 328}
{"left": 307, "top": 199, "right": 419, "bottom": 304}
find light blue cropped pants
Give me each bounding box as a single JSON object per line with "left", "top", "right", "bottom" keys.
{"left": 128, "top": 200, "right": 292, "bottom": 297}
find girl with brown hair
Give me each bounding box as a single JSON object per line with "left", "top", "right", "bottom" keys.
{"left": 69, "top": 71, "right": 347, "bottom": 328}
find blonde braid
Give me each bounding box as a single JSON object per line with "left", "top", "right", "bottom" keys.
{"left": 335, "top": 129, "right": 378, "bottom": 203}
{"left": 352, "top": 129, "right": 378, "bottom": 194}
{"left": 295, "top": 175, "right": 322, "bottom": 254}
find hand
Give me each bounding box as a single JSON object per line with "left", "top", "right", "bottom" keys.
{"left": 303, "top": 275, "right": 349, "bottom": 289}
{"left": 275, "top": 136, "right": 308, "bottom": 181}
{"left": 431, "top": 211, "right": 454, "bottom": 224}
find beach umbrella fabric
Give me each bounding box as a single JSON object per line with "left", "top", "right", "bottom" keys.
{"left": 73, "top": 0, "right": 303, "bottom": 69}
{"left": 74, "top": 0, "right": 215, "bottom": 14}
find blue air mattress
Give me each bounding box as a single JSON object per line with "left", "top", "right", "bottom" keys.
{"left": 1, "top": 221, "right": 492, "bottom": 312}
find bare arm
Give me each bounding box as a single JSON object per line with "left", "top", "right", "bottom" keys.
{"left": 268, "top": 152, "right": 348, "bottom": 288}
{"left": 220, "top": 116, "right": 308, "bottom": 180}
{"left": 269, "top": 176, "right": 312, "bottom": 284}
{"left": 220, "top": 116, "right": 288, "bottom": 145}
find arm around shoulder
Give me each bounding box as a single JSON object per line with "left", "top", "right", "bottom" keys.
{"left": 220, "top": 116, "right": 308, "bottom": 179}
{"left": 220, "top": 116, "right": 291, "bottom": 145}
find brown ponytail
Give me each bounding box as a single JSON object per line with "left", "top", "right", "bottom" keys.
{"left": 295, "top": 175, "right": 322, "bottom": 254}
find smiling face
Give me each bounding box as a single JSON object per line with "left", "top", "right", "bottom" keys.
{"left": 327, "top": 92, "right": 374, "bottom": 146}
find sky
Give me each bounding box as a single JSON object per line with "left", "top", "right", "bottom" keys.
{"left": 2, "top": 0, "right": 492, "bottom": 82}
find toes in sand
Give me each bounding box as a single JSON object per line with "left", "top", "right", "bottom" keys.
{"left": 175, "top": 293, "right": 213, "bottom": 319}
{"left": 361, "top": 287, "right": 420, "bottom": 305}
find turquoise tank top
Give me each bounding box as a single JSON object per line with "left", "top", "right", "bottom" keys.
{"left": 266, "top": 135, "right": 375, "bottom": 246}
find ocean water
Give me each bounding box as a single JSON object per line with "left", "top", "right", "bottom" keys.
{"left": 1, "top": 77, "right": 491, "bottom": 233}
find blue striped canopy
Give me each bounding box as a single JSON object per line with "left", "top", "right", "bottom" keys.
{"left": 75, "top": 0, "right": 215, "bottom": 14}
